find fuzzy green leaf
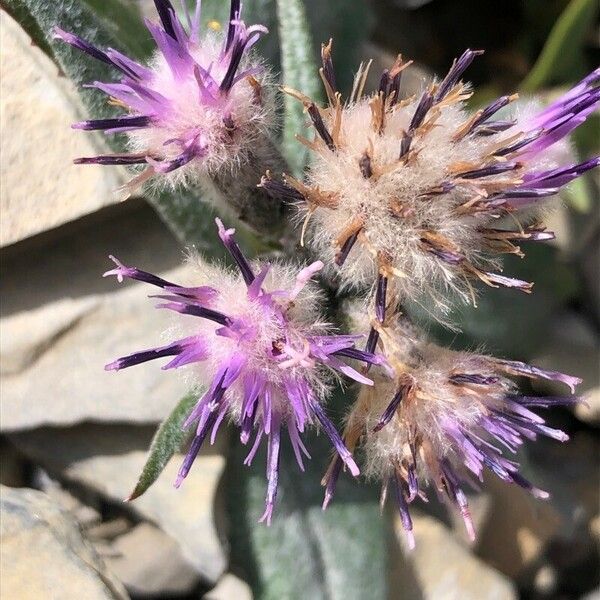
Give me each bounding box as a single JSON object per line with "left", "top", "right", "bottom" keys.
{"left": 521, "top": 0, "right": 598, "bottom": 92}
{"left": 127, "top": 392, "right": 198, "bottom": 501}
{"left": 227, "top": 386, "right": 388, "bottom": 600}
{"left": 275, "top": 0, "right": 321, "bottom": 175}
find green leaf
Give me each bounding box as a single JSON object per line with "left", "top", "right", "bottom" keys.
{"left": 227, "top": 386, "right": 388, "bottom": 600}
{"left": 407, "top": 243, "right": 580, "bottom": 358}
{"left": 275, "top": 0, "right": 321, "bottom": 176}
{"left": 521, "top": 0, "right": 598, "bottom": 92}
{"left": 127, "top": 392, "right": 198, "bottom": 501}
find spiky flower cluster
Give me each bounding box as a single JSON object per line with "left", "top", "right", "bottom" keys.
{"left": 58, "top": 1, "right": 599, "bottom": 531}
{"left": 263, "top": 47, "right": 599, "bottom": 313}
{"left": 323, "top": 315, "right": 581, "bottom": 547}
{"left": 105, "top": 219, "right": 380, "bottom": 521}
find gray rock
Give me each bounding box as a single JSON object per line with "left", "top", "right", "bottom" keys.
{"left": 32, "top": 469, "right": 101, "bottom": 528}
{"left": 0, "top": 485, "right": 128, "bottom": 600}
{"left": 530, "top": 312, "right": 599, "bottom": 425}
{"left": 389, "top": 511, "right": 517, "bottom": 600}
{"left": 104, "top": 523, "right": 200, "bottom": 597}
{"left": 0, "top": 12, "right": 125, "bottom": 247}
{"left": 476, "top": 475, "right": 563, "bottom": 581}
{"left": 0, "top": 201, "right": 191, "bottom": 431}
{"left": 205, "top": 573, "right": 253, "bottom": 600}
{"left": 9, "top": 424, "right": 227, "bottom": 583}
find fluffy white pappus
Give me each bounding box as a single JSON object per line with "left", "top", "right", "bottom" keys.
{"left": 129, "top": 36, "right": 276, "bottom": 190}
{"left": 282, "top": 49, "right": 598, "bottom": 310}
{"left": 171, "top": 254, "right": 334, "bottom": 422}
{"left": 358, "top": 347, "right": 513, "bottom": 482}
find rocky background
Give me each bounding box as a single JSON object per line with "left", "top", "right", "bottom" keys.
{"left": 0, "top": 0, "right": 598, "bottom": 599}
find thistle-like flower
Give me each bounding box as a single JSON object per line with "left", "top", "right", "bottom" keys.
{"left": 263, "top": 45, "right": 599, "bottom": 312}
{"left": 55, "top": 0, "right": 286, "bottom": 231}
{"left": 104, "top": 219, "right": 381, "bottom": 522}
{"left": 323, "top": 316, "right": 581, "bottom": 547}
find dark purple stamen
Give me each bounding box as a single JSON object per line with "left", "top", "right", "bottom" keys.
{"left": 74, "top": 154, "right": 148, "bottom": 166}
{"left": 225, "top": 0, "right": 242, "bottom": 52}
{"left": 510, "top": 395, "right": 581, "bottom": 409}
{"left": 457, "top": 161, "right": 520, "bottom": 179}
{"left": 53, "top": 28, "right": 113, "bottom": 67}
{"left": 399, "top": 133, "right": 413, "bottom": 159}
{"left": 73, "top": 115, "right": 152, "bottom": 131}
{"left": 493, "top": 129, "right": 543, "bottom": 157}
{"left": 216, "top": 220, "right": 255, "bottom": 285}
{"left": 154, "top": 0, "right": 178, "bottom": 39}
{"left": 307, "top": 104, "right": 335, "bottom": 150}
{"left": 375, "top": 273, "right": 388, "bottom": 323}
{"left": 259, "top": 175, "right": 306, "bottom": 203}
{"left": 322, "top": 456, "right": 343, "bottom": 509}
{"left": 421, "top": 239, "right": 464, "bottom": 265}
{"left": 332, "top": 347, "right": 382, "bottom": 365}
{"left": 450, "top": 374, "right": 499, "bottom": 385}
{"left": 434, "top": 49, "right": 483, "bottom": 103}
{"left": 321, "top": 43, "right": 337, "bottom": 93}
{"left": 392, "top": 472, "right": 414, "bottom": 545}
{"left": 409, "top": 91, "right": 434, "bottom": 131}
{"left": 378, "top": 70, "right": 390, "bottom": 96}
{"left": 106, "top": 343, "right": 182, "bottom": 370}
{"left": 165, "top": 304, "right": 231, "bottom": 326}
{"left": 374, "top": 379, "right": 413, "bottom": 432}
{"left": 176, "top": 410, "right": 219, "bottom": 486}
{"left": 468, "top": 95, "right": 513, "bottom": 132}
{"left": 494, "top": 187, "right": 559, "bottom": 200}
{"left": 309, "top": 396, "right": 359, "bottom": 476}
{"left": 475, "top": 120, "right": 516, "bottom": 136}
{"left": 113, "top": 266, "right": 177, "bottom": 289}
{"left": 365, "top": 327, "right": 379, "bottom": 355}
{"left": 335, "top": 230, "right": 360, "bottom": 266}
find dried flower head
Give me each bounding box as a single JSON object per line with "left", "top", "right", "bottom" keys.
{"left": 55, "top": 1, "right": 287, "bottom": 230}
{"left": 104, "top": 219, "right": 381, "bottom": 522}
{"left": 322, "top": 317, "right": 581, "bottom": 547}
{"left": 262, "top": 46, "right": 599, "bottom": 313}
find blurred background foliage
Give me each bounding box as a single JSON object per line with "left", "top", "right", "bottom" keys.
{"left": 0, "top": 0, "right": 598, "bottom": 598}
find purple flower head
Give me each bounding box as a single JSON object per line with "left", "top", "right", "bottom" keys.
{"left": 55, "top": 1, "right": 272, "bottom": 192}
{"left": 322, "top": 320, "right": 581, "bottom": 548}
{"left": 266, "top": 46, "right": 599, "bottom": 314}
{"left": 105, "top": 219, "right": 382, "bottom": 523}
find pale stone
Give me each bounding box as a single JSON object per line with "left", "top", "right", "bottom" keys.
{"left": 476, "top": 475, "right": 562, "bottom": 580}
{"left": 105, "top": 523, "right": 200, "bottom": 596}
{"left": 389, "top": 511, "right": 517, "bottom": 600}
{"left": 0, "top": 12, "right": 125, "bottom": 247}
{"left": 205, "top": 573, "right": 253, "bottom": 600}
{"left": 0, "top": 485, "right": 129, "bottom": 600}
{"left": 1, "top": 264, "right": 192, "bottom": 431}
{"left": 576, "top": 386, "right": 600, "bottom": 426}
{"left": 9, "top": 424, "right": 227, "bottom": 583}
{"left": 1, "top": 201, "right": 187, "bottom": 431}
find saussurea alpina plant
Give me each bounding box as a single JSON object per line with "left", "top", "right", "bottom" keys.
{"left": 322, "top": 312, "right": 581, "bottom": 547}
{"left": 262, "top": 46, "right": 599, "bottom": 318}
{"left": 56, "top": 0, "right": 597, "bottom": 535}
{"left": 55, "top": 0, "right": 289, "bottom": 233}
{"left": 104, "top": 219, "right": 381, "bottom": 522}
